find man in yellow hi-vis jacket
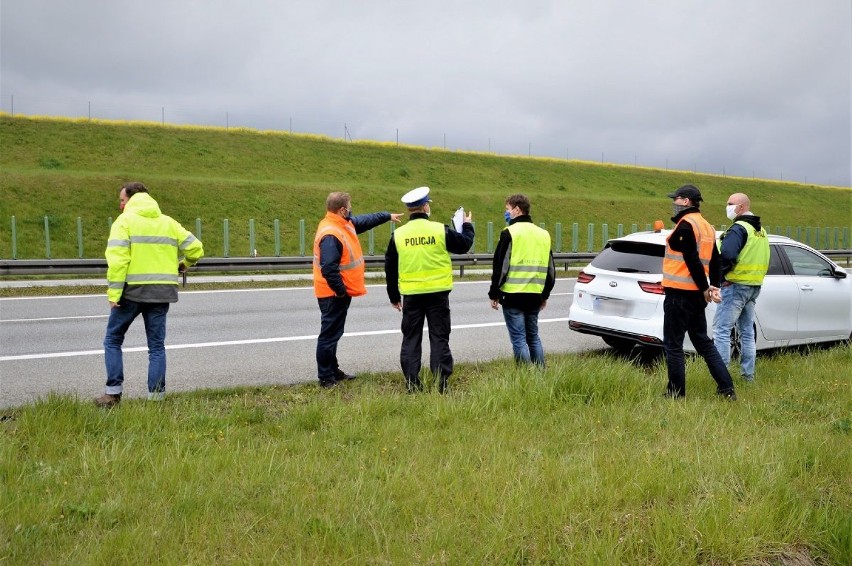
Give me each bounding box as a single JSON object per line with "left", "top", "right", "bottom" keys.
{"left": 96, "top": 182, "right": 203, "bottom": 407}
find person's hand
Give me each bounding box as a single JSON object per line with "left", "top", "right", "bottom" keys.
{"left": 490, "top": 299, "right": 499, "bottom": 310}
{"left": 464, "top": 210, "right": 472, "bottom": 223}
{"left": 391, "top": 302, "right": 401, "bottom": 312}
{"left": 109, "top": 301, "right": 120, "bottom": 308}
{"left": 540, "top": 299, "right": 547, "bottom": 311}
{"left": 390, "top": 213, "right": 403, "bottom": 223}
{"left": 710, "top": 287, "right": 722, "bottom": 303}
{"left": 178, "top": 263, "right": 187, "bottom": 273}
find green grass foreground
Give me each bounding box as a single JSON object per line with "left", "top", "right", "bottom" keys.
{"left": 2, "top": 346, "right": 850, "bottom": 564}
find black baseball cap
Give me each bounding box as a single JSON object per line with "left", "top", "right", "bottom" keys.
{"left": 666, "top": 184, "right": 703, "bottom": 202}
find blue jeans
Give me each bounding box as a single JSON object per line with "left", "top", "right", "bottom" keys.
{"left": 713, "top": 283, "right": 761, "bottom": 379}
{"left": 663, "top": 291, "right": 735, "bottom": 397}
{"left": 316, "top": 295, "right": 352, "bottom": 385}
{"left": 502, "top": 306, "right": 545, "bottom": 365}
{"left": 104, "top": 300, "right": 169, "bottom": 395}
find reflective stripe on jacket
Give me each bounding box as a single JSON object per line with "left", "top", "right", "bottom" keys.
{"left": 105, "top": 192, "right": 203, "bottom": 303}
{"left": 662, "top": 213, "right": 715, "bottom": 291}
{"left": 312, "top": 212, "right": 367, "bottom": 298}
{"left": 500, "top": 222, "right": 551, "bottom": 294}
{"left": 393, "top": 219, "right": 452, "bottom": 295}
{"left": 720, "top": 221, "right": 770, "bottom": 285}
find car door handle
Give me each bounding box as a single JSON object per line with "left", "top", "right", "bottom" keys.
{"left": 799, "top": 285, "right": 814, "bottom": 292}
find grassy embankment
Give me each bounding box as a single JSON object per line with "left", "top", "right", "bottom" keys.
{"left": 1, "top": 114, "right": 850, "bottom": 260}
{"left": 1, "top": 345, "right": 850, "bottom": 563}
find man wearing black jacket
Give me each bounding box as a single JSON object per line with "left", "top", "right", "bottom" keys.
{"left": 488, "top": 194, "right": 556, "bottom": 366}
{"left": 661, "top": 184, "right": 736, "bottom": 400}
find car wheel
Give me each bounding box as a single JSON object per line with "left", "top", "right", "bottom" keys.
{"left": 602, "top": 336, "right": 636, "bottom": 354}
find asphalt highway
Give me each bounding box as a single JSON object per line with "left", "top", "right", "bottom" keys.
{"left": 0, "top": 278, "right": 603, "bottom": 408}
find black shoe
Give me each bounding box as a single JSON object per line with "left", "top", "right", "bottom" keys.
{"left": 319, "top": 380, "right": 338, "bottom": 389}
{"left": 719, "top": 390, "right": 737, "bottom": 401}
{"left": 335, "top": 369, "right": 356, "bottom": 381}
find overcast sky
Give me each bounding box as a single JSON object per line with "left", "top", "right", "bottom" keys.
{"left": 2, "top": 0, "right": 850, "bottom": 187}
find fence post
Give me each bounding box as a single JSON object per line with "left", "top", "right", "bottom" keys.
{"left": 43, "top": 216, "right": 51, "bottom": 259}
{"left": 299, "top": 219, "right": 306, "bottom": 256}
{"left": 631, "top": 223, "right": 637, "bottom": 234}
{"left": 617, "top": 223, "right": 623, "bottom": 238}
{"left": 555, "top": 222, "right": 562, "bottom": 252}
{"left": 249, "top": 219, "right": 256, "bottom": 256}
{"left": 824, "top": 226, "right": 830, "bottom": 249}
{"left": 223, "top": 219, "right": 230, "bottom": 258}
{"left": 274, "top": 219, "right": 281, "bottom": 256}
{"left": 486, "top": 221, "right": 493, "bottom": 253}
{"left": 195, "top": 218, "right": 202, "bottom": 241}
{"left": 601, "top": 223, "right": 609, "bottom": 248}
{"left": 76, "top": 217, "right": 84, "bottom": 258}
{"left": 805, "top": 227, "right": 811, "bottom": 246}
{"left": 844, "top": 227, "right": 850, "bottom": 249}
{"left": 572, "top": 223, "right": 579, "bottom": 253}
{"left": 10, "top": 216, "right": 17, "bottom": 259}
{"left": 470, "top": 222, "right": 476, "bottom": 253}
{"left": 587, "top": 223, "right": 594, "bottom": 253}
{"left": 368, "top": 229, "right": 375, "bottom": 255}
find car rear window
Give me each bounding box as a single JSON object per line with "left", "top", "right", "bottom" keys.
{"left": 590, "top": 240, "right": 665, "bottom": 273}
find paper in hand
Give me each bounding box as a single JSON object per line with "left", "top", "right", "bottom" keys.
{"left": 452, "top": 207, "right": 465, "bottom": 232}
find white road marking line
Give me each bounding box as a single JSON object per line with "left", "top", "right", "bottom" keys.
{"left": 0, "top": 317, "right": 570, "bottom": 361}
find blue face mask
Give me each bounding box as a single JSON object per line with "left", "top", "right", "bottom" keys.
{"left": 504, "top": 211, "right": 512, "bottom": 223}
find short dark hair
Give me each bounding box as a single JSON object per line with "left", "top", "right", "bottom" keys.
{"left": 326, "top": 191, "right": 350, "bottom": 212}
{"left": 505, "top": 194, "right": 531, "bottom": 215}
{"left": 121, "top": 182, "right": 149, "bottom": 198}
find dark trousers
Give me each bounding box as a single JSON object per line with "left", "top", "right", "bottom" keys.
{"left": 400, "top": 292, "right": 453, "bottom": 391}
{"left": 663, "top": 291, "right": 735, "bottom": 397}
{"left": 316, "top": 295, "right": 352, "bottom": 385}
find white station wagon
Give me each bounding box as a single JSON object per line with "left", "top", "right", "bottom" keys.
{"left": 568, "top": 231, "right": 852, "bottom": 353}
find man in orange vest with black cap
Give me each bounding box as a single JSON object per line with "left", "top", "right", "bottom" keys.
{"left": 661, "top": 184, "right": 737, "bottom": 401}
{"left": 313, "top": 192, "right": 401, "bottom": 388}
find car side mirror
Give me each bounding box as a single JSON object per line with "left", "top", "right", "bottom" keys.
{"left": 832, "top": 267, "right": 847, "bottom": 279}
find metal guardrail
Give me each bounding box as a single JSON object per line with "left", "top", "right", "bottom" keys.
{"left": 0, "top": 253, "right": 598, "bottom": 277}
{"left": 2, "top": 250, "right": 850, "bottom": 277}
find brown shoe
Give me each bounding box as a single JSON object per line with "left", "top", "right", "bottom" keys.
{"left": 94, "top": 393, "right": 121, "bottom": 408}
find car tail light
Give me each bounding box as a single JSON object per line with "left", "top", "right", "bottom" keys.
{"left": 638, "top": 281, "right": 664, "bottom": 294}
{"left": 577, "top": 271, "right": 595, "bottom": 284}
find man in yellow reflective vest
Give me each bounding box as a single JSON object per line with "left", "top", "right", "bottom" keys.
{"left": 313, "top": 192, "right": 401, "bottom": 388}
{"left": 488, "top": 194, "right": 556, "bottom": 365}
{"left": 712, "top": 192, "right": 770, "bottom": 382}
{"left": 384, "top": 187, "right": 474, "bottom": 393}
{"left": 97, "top": 182, "right": 204, "bottom": 407}
{"left": 662, "top": 184, "right": 736, "bottom": 401}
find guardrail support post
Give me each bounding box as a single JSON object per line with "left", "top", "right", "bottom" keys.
{"left": 43, "top": 216, "right": 51, "bottom": 259}
{"left": 631, "top": 223, "right": 637, "bottom": 234}
{"left": 486, "top": 222, "right": 493, "bottom": 253}
{"left": 223, "top": 219, "right": 230, "bottom": 258}
{"left": 274, "top": 219, "right": 281, "bottom": 256}
{"left": 617, "top": 223, "right": 623, "bottom": 238}
{"left": 76, "top": 217, "right": 83, "bottom": 258}
{"left": 195, "top": 218, "right": 202, "bottom": 241}
{"left": 368, "top": 229, "right": 375, "bottom": 255}
{"left": 601, "top": 224, "right": 608, "bottom": 250}
{"left": 572, "top": 223, "right": 579, "bottom": 253}
{"left": 299, "top": 219, "right": 306, "bottom": 256}
{"left": 587, "top": 223, "right": 594, "bottom": 253}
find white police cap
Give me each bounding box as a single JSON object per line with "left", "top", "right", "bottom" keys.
{"left": 401, "top": 186, "right": 432, "bottom": 208}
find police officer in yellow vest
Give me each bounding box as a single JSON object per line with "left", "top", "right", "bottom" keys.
{"left": 488, "top": 194, "right": 556, "bottom": 365}
{"left": 384, "top": 187, "right": 474, "bottom": 392}
{"left": 712, "top": 193, "right": 770, "bottom": 382}
{"left": 662, "top": 184, "right": 736, "bottom": 400}
{"left": 313, "top": 192, "right": 401, "bottom": 389}
{"left": 97, "top": 182, "right": 204, "bottom": 407}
